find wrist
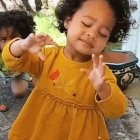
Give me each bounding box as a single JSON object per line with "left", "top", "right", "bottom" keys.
{"left": 9, "top": 38, "right": 26, "bottom": 58}
{"left": 96, "top": 82, "right": 111, "bottom": 100}
{"left": 20, "top": 39, "right": 28, "bottom": 51}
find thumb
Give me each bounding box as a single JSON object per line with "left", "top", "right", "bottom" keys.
{"left": 21, "top": 33, "right": 35, "bottom": 50}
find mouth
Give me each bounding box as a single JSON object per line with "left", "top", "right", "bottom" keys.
{"left": 79, "top": 39, "right": 93, "bottom": 48}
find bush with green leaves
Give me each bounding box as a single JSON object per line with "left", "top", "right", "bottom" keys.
{"left": 34, "top": 12, "right": 66, "bottom": 46}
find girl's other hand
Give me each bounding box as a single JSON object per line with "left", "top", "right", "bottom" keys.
{"left": 80, "top": 54, "right": 111, "bottom": 100}
{"left": 21, "top": 33, "right": 56, "bottom": 61}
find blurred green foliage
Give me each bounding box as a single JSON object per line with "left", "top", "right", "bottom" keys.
{"left": 0, "top": 54, "right": 8, "bottom": 77}
{"left": 106, "top": 42, "right": 122, "bottom": 51}
{"left": 34, "top": 12, "right": 66, "bottom": 46}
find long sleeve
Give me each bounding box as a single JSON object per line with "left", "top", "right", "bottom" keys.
{"left": 95, "top": 66, "right": 127, "bottom": 119}
{"left": 2, "top": 38, "right": 44, "bottom": 77}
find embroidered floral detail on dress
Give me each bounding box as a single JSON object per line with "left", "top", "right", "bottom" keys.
{"left": 49, "top": 70, "right": 60, "bottom": 80}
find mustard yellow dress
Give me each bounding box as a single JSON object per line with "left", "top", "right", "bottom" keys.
{"left": 2, "top": 39, "right": 127, "bottom": 140}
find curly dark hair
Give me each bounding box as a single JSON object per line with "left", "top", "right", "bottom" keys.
{"left": 0, "top": 10, "right": 36, "bottom": 38}
{"left": 55, "top": 0, "right": 137, "bottom": 43}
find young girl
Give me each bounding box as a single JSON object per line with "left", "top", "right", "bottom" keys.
{"left": 0, "top": 10, "right": 36, "bottom": 97}
{"left": 2, "top": 0, "right": 135, "bottom": 139}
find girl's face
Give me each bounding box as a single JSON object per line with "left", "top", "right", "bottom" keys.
{"left": 65, "top": 0, "right": 116, "bottom": 60}
{"left": 0, "top": 27, "right": 20, "bottom": 51}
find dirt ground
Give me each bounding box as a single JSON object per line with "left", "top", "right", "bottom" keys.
{"left": 0, "top": 77, "right": 140, "bottom": 140}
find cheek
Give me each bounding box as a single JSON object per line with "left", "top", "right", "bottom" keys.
{"left": 96, "top": 40, "right": 107, "bottom": 51}
{"left": 1, "top": 42, "right": 6, "bottom": 49}
{"left": 67, "top": 21, "right": 83, "bottom": 38}
{"left": 68, "top": 27, "right": 80, "bottom": 37}
{"left": 0, "top": 42, "right": 4, "bottom": 50}
{"left": 67, "top": 29, "right": 79, "bottom": 43}
{"left": 0, "top": 41, "right": 9, "bottom": 50}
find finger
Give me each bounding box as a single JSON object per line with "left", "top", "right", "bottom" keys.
{"left": 27, "top": 33, "right": 35, "bottom": 42}
{"left": 80, "top": 68, "right": 90, "bottom": 75}
{"left": 99, "top": 55, "right": 104, "bottom": 65}
{"left": 49, "top": 40, "right": 57, "bottom": 45}
{"left": 38, "top": 32, "right": 49, "bottom": 37}
{"left": 35, "top": 34, "right": 48, "bottom": 42}
{"left": 36, "top": 34, "right": 57, "bottom": 45}
{"left": 98, "top": 55, "right": 103, "bottom": 72}
{"left": 92, "top": 54, "right": 98, "bottom": 68}
{"left": 38, "top": 40, "right": 47, "bottom": 46}
{"left": 29, "top": 46, "right": 41, "bottom": 53}
{"left": 34, "top": 36, "right": 48, "bottom": 46}
{"left": 102, "top": 76, "right": 105, "bottom": 83}
{"left": 100, "top": 63, "right": 105, "bottom": 77}
{"left": 99, "top": 55, "right": 105, "bottom": 77}
{"left": 45, "top": 36, "right": 57, "bottom": 45}
{"left": 21, "top": 33, "right": 35, "bottom": 50}
{"left": 37, "top": 51, "right": 45, "bottom": 61}
{"left": 45, "top": 39, "right": 56, "bottom": 45}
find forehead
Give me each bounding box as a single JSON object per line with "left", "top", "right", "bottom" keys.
{"left": 0, "top": 27, "right": 16, "bottom": 38}
{"left": 0, "top": 28, "right": 8, "bottom": 36}
{"left": 76, "top": 0, "right": 116, "bottom": 29}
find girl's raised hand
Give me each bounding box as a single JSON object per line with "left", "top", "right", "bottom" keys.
{"left": 80, "top": 54, "right": 111, "bottom": 100}
{"left": 89, "top": 54, "right": 106, "bottom": 91}
{"left": 21, "top": 33, "right": 56, "bottom": 61}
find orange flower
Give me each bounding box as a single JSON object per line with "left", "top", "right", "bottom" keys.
{"left": 49, "top": 70, "right": 60, "bottom": 80}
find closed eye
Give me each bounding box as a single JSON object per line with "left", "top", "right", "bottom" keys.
{"left": 99, "top": 33, "right": 108, "bottom": 38}
{"left": 81, "top": 21, "right": 91, "bottom": 27}
{"left": 99, "top": 28, "right": 110, "bottom": 38}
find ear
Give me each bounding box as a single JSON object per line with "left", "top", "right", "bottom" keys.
{"left": 64, "top": 17, "right": 71, "bottom": 29}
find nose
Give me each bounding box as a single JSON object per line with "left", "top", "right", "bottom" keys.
{"left": 86, "top": 32, "right": 97, "bottom": 41}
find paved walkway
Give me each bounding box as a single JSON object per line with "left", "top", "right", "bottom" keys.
{"left": 0, "top": 77, "right": 140, "bottom": 140}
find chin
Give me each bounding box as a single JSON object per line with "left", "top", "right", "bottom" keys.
{"left": 77, "top": 49, "right": 92, "bottom": 56}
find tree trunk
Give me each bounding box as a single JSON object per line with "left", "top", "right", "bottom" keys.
{"left": 21, "top": 0, "right": 33, "bottom": 12}
{"left": 0, "top": 0, "right": 7, "bottom": 11}
{"left": 35, "top": 0, "right": 42, "bottom": 11}
{"left": 0, "top": 0, "right": 49, "bottom": 12}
